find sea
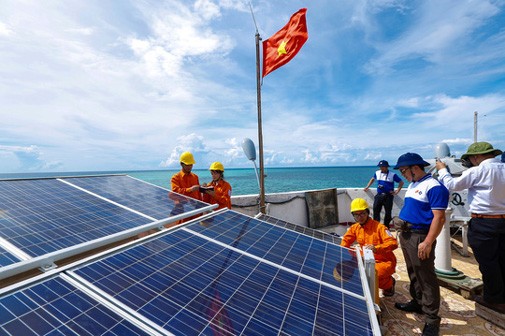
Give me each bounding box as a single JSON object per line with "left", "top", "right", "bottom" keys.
{"left": 0, "top": 166, "right": 378, "bottom": 196}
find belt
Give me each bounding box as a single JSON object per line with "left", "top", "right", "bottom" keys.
{"left": 471, "top": 213, "right": 505, "bottom": 219}
{"left": 404, "top": 222, "right": 429, "bottom": 234}
{"left": 404, "top": 228, "right": 429, "bottom": 234}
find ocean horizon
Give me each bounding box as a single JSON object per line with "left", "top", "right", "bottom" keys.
{"left": 0, "top": 166, "right": 383, "bottom": 196}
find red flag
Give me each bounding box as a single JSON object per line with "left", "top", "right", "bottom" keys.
{"left": 262, "top": 8, "right": 308, "bottom": 78}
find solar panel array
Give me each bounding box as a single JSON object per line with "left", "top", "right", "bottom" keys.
{"left": 0, "top": 176, "right": 379, "bottom": 335}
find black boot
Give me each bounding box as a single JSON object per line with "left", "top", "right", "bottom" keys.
{"left": 422, "top": 322, "right": 440, "bottom": 336}
{"left": 394, "top": 300, "right": 423, "bottom": 314}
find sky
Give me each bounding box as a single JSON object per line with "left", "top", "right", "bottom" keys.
{"left": 1, "top": 0, "right": 505, "bottom": 173}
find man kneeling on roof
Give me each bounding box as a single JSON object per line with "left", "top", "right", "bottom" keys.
{"left": 341, "top": 198, "right": 398, "bottom": 297}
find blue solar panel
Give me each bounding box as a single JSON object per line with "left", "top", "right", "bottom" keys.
{"left": 0, "top": 246, "right": 19, "bottom": 268}
{"left": 257, "top": 213, "right": 342, "bottom": 244}
{"left": 0, "top": 178, "right": 151, "bottom": 258}
{"left": 71, "top": 210, "right": 375, "bottom": 335}
{"left": 189, "top": 211, "right": 363, "bottom": 295}
{"left": 62, "top": 175, "right": 209, "bottom": 220}
{"left": 0, "top": 275, "right": 150, "bottom": 335}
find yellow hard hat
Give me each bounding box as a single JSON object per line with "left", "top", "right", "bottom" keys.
{"left": 209, "top": 161, "right": 224, "bottom": 171}
{"left": 179, "top": 151, "right": 195, "bottom": 165}
{"left": 350, "top": 198, "right": 369, "bottom": 213}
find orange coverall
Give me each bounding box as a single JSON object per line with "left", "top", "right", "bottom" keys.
{"left": 171, "top": 171, "right": 202, "bottom": 201}
{"left": 341, "top": 217, "right": 398, "bottom": 289}
{"left": 202, "top": 179, "right": 232, "bottom": 210}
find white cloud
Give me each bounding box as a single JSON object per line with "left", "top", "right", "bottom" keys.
{"left": 364, "top": 0, "right": 500, "bottom": 74}
{"left": 194, "top": 0, "right": 221, "bottom": 20}
{"left": 1, "top": 1, "right": 505, "bottom": 173}
{"left": 0, "top": 145, "right": 62, "bottom": 172}
{"left": 0, "top": 21, "right": 13, "bottom": 36}
{"left": 160, "top": 133, "right": 210, "bottom": 168}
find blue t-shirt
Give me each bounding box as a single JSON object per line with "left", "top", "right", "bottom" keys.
{"left": 399, "top": 173, "right": 449, "bottom": 229}
{"left": 373, "top": 170, "right": 402, "bottom": 194}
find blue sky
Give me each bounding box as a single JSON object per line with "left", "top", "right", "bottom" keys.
{"left": 1, "top": 0, "right": 504, "bottom": 173}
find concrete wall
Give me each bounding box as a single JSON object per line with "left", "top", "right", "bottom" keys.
{"left": 232, "top": 187, "right": 470, "bottom": 229}
{"left": 232, "top": 190, "right": 310, "bottom": 226}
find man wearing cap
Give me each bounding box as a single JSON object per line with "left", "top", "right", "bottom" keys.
{"left": 364, "top": 160, "right": 404, "bottom": 228}
{"left": 436, "top": 142, "right": 505, "bottom": 314}
{"left": 393, "top": 152, "right": 449, "bottom": 336}
{"left": 171, "top": 151, "right": 202, "bottom": 201}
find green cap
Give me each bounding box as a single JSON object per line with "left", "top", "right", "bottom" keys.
{"left": 461, "top": 142, "right": 502, "bottom": 160}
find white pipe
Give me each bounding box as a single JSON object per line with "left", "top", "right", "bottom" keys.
{"left": 435, "top": 207, "right": 453, "bottom": 272}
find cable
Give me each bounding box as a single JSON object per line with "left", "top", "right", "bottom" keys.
{"left": 232, "top": 195, "right": 306, "bottom": 208}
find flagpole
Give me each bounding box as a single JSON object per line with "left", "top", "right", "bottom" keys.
{"left": 255, "top": 32, "right": 266, "bottom": 214}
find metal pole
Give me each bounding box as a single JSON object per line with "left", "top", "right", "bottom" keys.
{"left": 474, "top": 111, "right": 478, "bottom": 143}
{"left": 255, "top": 33, "right": 266, "bottom": 214}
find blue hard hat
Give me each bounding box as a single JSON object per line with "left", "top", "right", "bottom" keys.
{"left": 377, "top": 160, "right": 389, "bottom": 167}
{"left": 393, "top": 152, "right": 430, "bottom": 169}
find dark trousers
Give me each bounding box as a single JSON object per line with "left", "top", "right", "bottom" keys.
{"left": 468, "top": 217, "right": 505, "bottom": 304}
{"left": 400, "top": 231, "right": 441, "bottom": 325}
{"left": 373, "top": 193, "right": 394, "bottom": 226}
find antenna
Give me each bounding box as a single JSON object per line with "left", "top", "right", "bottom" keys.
{"left": 248, "top": 1, "right": 259, "bottom": 33}
{"left": 474, "top": 111, "right": 478, "bottom": 142}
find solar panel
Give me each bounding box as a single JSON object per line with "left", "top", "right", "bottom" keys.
{"left": 0, "top": 178, "right": 152, "bottom": 258}
{"left": 0, "top": 246, "right": 19, "bottom": 268}
{"left": 0, "top": 176, "right": 214, "bottom": 272}
{"left": 0, "top": 275, "right": 153, "bottom": 335}
{"left": 69, "top": 210, "right": 377, "bottom": 335}
{"left": 189, "top": 211, "right": 361, "bottom": 295}
{"left": 257, "top": 213, "right": 342, "bottom": 245}
{"left": 61, "top": 175, "right": 209, "bottom": 220}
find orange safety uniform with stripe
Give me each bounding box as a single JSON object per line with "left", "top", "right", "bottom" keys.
{"left": 171, "top": 171, "right": 202, "bottom": 201}
{"left": 341, "top": 217, "right": 398, "bottom": 289}
{"left": 202, "top": 179, "right": 232, "bottom": 210}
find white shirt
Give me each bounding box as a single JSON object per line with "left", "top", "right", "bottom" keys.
{"left": 438, "top": 158, "right": 505, "bottom": 214}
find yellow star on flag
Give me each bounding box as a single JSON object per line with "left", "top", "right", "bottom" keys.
{"left": 277, "top": 40, "right": 287, "bottom": 56}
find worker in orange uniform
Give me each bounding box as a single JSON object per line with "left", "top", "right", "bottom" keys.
{"left": 341, "top": 198, "right": 398, "bottom": 296}
{"left": 171, "top": 151, "right": 202, "bottom": 200}
{"left": 202, "top": 162, "right": 232, "bottom": 210}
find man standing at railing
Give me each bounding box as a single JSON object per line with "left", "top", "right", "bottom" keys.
{"left": 393, "top": 152, "right": 449, "bottom": 336}
{"left": 364, "top": 160, "right": 404, "bottom": 228}
{"left": 436, "top": 142, "right": 505, "bottom": 314}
